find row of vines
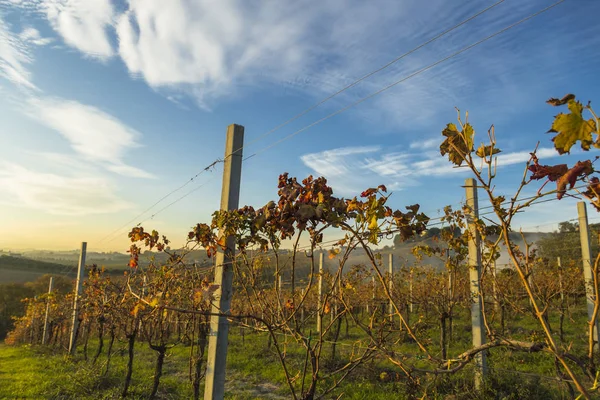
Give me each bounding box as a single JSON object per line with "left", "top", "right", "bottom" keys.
{"left": 7, "top": 94, "right": 600, "bottom": 399}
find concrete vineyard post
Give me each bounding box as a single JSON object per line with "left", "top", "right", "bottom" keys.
{"left": 68, "top": 242, "right": 87, "bottom": 355}
{"left": 42, "top": 276, "right": 54, "bottom": 345}
{"left": 465, "top": 178, "right": 486, "bottom": 389}
{"left": 204, "top": 124, "right": 244, "bottom": 400}
{"left": 578, "top": 201, "right": 600, "bottom": 352}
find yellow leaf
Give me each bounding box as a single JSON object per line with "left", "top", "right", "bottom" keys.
{"left": 368, "top": 215, "right": 378, "bottom": 230}
{"left": 148, "top": 297, "right": 159, "bottom": 307}
{"left": 328, "top": 248, "right": 340, "bottom": 259}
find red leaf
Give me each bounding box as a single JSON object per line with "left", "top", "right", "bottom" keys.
{"left": 557, "top": 160, "right": 594, "bottom": 199}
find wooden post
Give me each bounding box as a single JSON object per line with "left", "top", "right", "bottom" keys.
{"left": 68, "top": 242, "right": 87, "bottom": 355}
{"left": 42, "top": 277, "right": 54, "bottom": 345}
{"left": 317, "top": 252, "right": 324, "bottom": 334}
{"left": 578, "top": 201, "right": 600, "bottom": 351}
{"left": 465, "top": 178, "right": 486, "bottom": 389}
{"left": 204, "top": 124, "right": 244, "bottom": 400}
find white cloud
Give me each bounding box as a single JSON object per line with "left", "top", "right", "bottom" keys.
{"left": 300, "top": 146, "right": 380, "bottom": 177}
{"left": 0, "top": 161, "right": 132, "bottom": 215}
{"left": 409, "top": 138, "right": 439, "bottom": 150}
{"left": 0, "top": 15, "right": 36, "bottom": 89}
{"left": 42, "top": 0, "right": 114, "bottom": 59}
{"left": 301, "top": 145, "right": 562, "bottom": 195}
{"left": 5, "top": 0, "right": 598, "bottom": 127}
{"left": 19, "top": 27, "right": 53, "bottom": 46}
{"left": 26, "top": 96, "right": 155, "bottom": 179}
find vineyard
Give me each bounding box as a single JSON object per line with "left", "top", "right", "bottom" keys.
{"left": 3, "top": 94, "right": 600, "bottom": 399}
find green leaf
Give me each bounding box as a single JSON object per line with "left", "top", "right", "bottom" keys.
{"left": 440, "top": 122, "right": 474, "bottom": 166}
{"left": 548, "top": 99, "right": 597, "bottom": 154}
{"left": 475, "top": 144, "right": 501, "bottom": 158}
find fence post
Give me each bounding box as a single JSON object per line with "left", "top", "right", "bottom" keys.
{"left": 68, "top": 242, "right": 87, "bottom": 355}
{"left": 317, "top": 252, "right": 324, "bottom": 334}
{"left": 204, "top": 124, "right": 244, "bottom": 400}
{"left": 465, "top": 178, "right": 486, "bottom": 389}
{"left": 578, "top": 201, "right": 600, "bottom": 352}
{"left": 42, "top": 277, "right": 54, "bottom": 345}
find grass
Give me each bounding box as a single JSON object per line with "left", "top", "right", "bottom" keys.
{"left": 0, "top": 301, "right": 591, "bottom": 399}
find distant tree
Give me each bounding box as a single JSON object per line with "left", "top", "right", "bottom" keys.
{"left": 537, "top": 220, "right": 598, "bottom": 265}
{"left": 0, "top": 284, "right": 34, "bottom": 339}
{"left": 394, "top": 234, "right": 402, "bottom": 248}
{"left": 559, "top": 221, "right": 578, "bottom": 233}
{"left": 441, "top": 226, "right": 461, "bottom": 238}
{"left": 426, "top": 227, "right": 441, "bottom": 238}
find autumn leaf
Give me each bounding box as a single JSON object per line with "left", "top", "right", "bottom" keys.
{"left": 318, "top": 192, "right": 325, "bottom": 203}
{"left": 328, "top": 248, "right": 341, "bottom": 259}
{"left": 528, "top": 163, "right": 569, "bottom": 182}
{"left": 440, "top": 122, "right": 474, "bottom": 166}
{"left": 360, "top": 188, "right": 377, "bottom": 198}
{"left": 547, "top": 98, "right": 597, "bottom": 154}
{"left": 297, "top": 204, "right": 316, "bottom": 220}
{"left": 285, "top": 299, "right": 295, "bottom": 311}
{"left": 324, "top": 302, "right": 331, "bottom": 314}
{"left": 557, "top": 160, "right": 594, "bottom": 199}
{"left": 584, "top": 177, "right": 600, "bottom": 210}
{"left": 368, "top": 215, "right": 379, "bottom": 230}
{"left": 346, "top": 198, "right": 360, "bottom": 212}
{"left": 131, "top": 302, "right": 145, "bottom": 317}
{"left": 546, "top": 94, "right": 576, "bottom": 106}
{"left": 475, "top": 144, "right": 501, "bottom": 158}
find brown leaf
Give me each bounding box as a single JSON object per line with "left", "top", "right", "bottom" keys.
{"left": 546, "top": 94, "right": 576, "bottom": 106}
{"left": 557, "top": 160, "right": 594, "bottom": 199}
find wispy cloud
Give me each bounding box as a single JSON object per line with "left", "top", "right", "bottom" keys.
{"left": 301, "top": 145, "right": 561, "bottom": 195}
{"left": 19, "top": 26, "right": 53, "bottom": 46}
{"left": 25, "top": 96, "right": 155, "bottom": 179}
{"left": 300, "top": 146, "right": 380, "bottom": 177}
{"left": 8, "top": 0, "right": 597, "bottom": 121}
{"left": 39, "top": 0, "right": 114, "bottom": 59}
{"left": 0, "top": 161, "right": 132, "bottom": 215}
{"left": 409, "top": 138, "right": 439, "bottom": 150}
{"left": 0, "top": 15, "right": 36, "bottom": 89}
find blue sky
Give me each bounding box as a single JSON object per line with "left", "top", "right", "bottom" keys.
{"left": 0, "top": 0, "right": 599, "bottom": 251}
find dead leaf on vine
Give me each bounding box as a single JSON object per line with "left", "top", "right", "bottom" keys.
{"left": 475, "top": 144, "right": 501, "bottom": 158}
{"left": 546, "top": 94, "right": 576, "bottom": 106}
{"left": 557, "top": 160, "right": 594, "bottom": 199}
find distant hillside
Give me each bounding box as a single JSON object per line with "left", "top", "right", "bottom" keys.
{"left": 0, "top": 255, "right": 76, "bottom": 284}
{"left": 364, "top": 231, "right": 552, "bottom": 271}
